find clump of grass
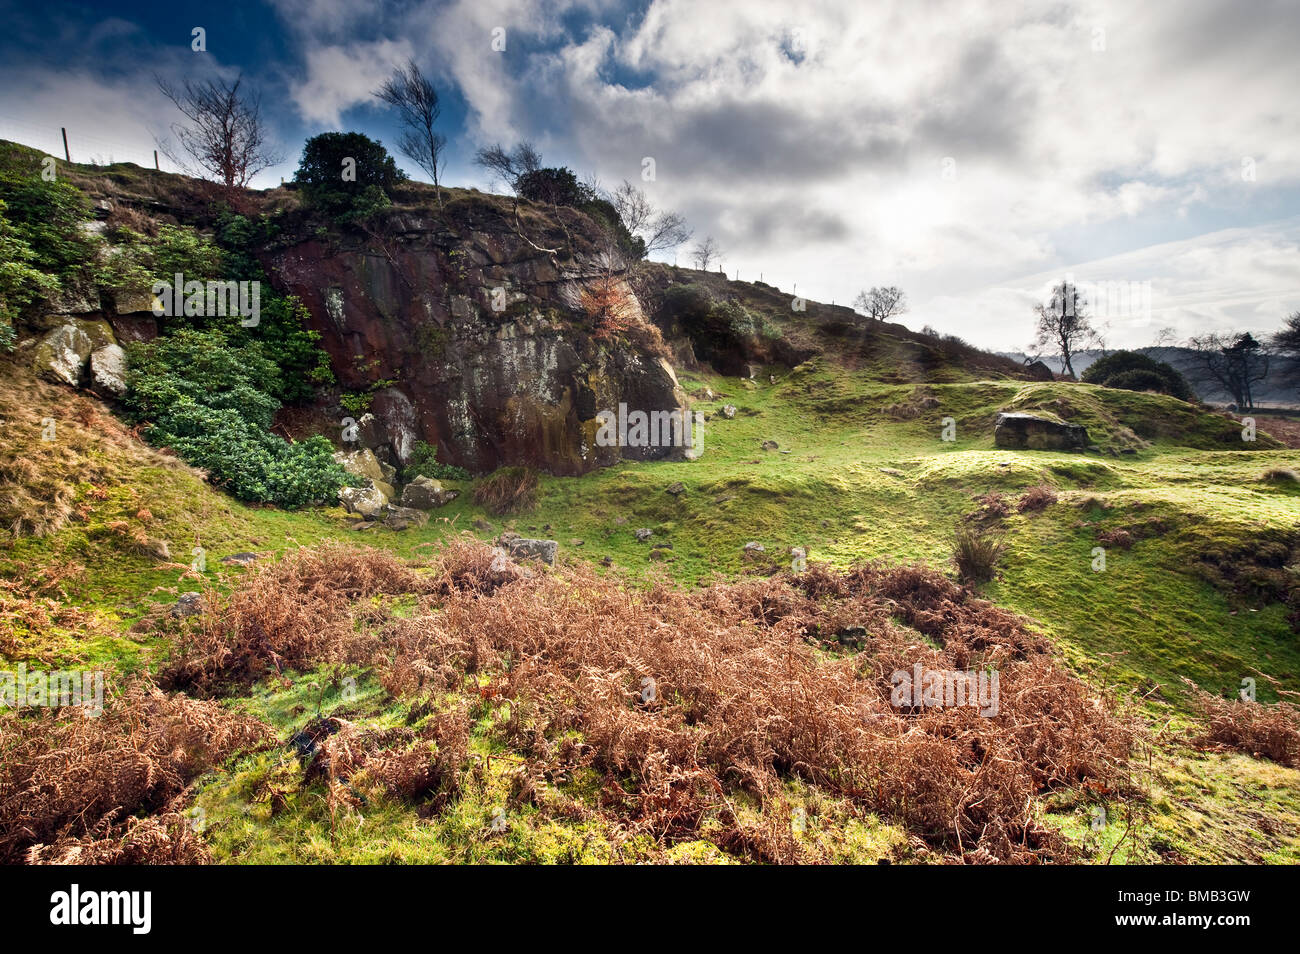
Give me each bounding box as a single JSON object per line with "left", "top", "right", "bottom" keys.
{"left": 1259, "top": 467, "right": 1299, "bottom": 484}
{"left": 971, "top": 490, "right": 1010, "bottom": 520}
{"left": 472, "top": 466, "right": 539, "bottom": 516}
{"left": 1016, "top": 483, "right": 1058, "bottom": 513}
{"left": 951, "top": 525, "right": 1006, "bottom": 584}
{"left": 1097, "top": 528, "right": 1133, "bottom": 549}
{"left": 1183, "top": 678, "right": 1300, "bottom": 768}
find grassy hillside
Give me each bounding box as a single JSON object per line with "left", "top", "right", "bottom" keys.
{"left": 3, "top": 345, "right": 1298, "bottom": 863}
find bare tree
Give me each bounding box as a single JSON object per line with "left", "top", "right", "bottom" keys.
{"left": 609, "top": 180, "right": 691, "bottom": 258}
{"left": 155, "top": 74, "right": 281, "bottom": 193}
{"left": 1273, "top": 311, "right": 1300, "bottom": 356}
{"left": 1031, "top": 279, "right": 1098, "bottom": 379}
{"left": 473, "top": 141, "right": 542, "bottom": 193}
{"left": 1151, "top": 326, "right": 1180, "bottom": 349}
{"left": 853, "top": 286, "right": 908, "bottom": 323}
{"left": 1188, "top": 331, "right": 1270, "bottom": 409}
{"left": 691, "top": 235, "right": 721, "bottom": 271}
{"left": 373, "top": 59, "right": 447, "bottom": 207}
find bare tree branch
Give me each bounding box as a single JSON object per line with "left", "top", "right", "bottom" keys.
{"left": 373, "top": 59, "right": 446, "bottom": 207}
{"left": 610, "top": 180, "right": 692, "bottom": 257}
{"left": 154, "top": 73, "right": 282, "bottom": 194}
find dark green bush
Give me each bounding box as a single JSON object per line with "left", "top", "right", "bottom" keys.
{"left": 124, "top": 329, "right": 351, "bottom": 507}
{"left": 1104, "top": 368, "right": 1172, "bottom": 394}
{"left": 0, "top": 198, "right": 57, "bottom": 345}
{"left": 1082, "top": 350, "right": 1193, "bottom": 401}
{"left": 94, "top": 224, "right": 225, "bottom": 301}
{"left": 0, "top": 158, "right": 95, "bottom": 279}
{"left": 294, "top": 132, "right": 404, "bottom": 221}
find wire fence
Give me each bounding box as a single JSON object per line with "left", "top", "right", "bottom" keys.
{"left": 0, "top": 112, "right": 179, "bottom": 172}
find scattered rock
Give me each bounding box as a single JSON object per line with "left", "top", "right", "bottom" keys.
{"left": 32, "top": 319, "right": 116, "bottom": 387}
{"left": 88, "top": 343, "right": 128, "bottom": 396}
{"left": 600, "top": 556, "right": 614, "bottom": 567}
{"left": 504, "top": 537, "right": 558, "bottom": 566}
{"left": 219, "top": 552, "right": 261, "bottom": 566}
{"left": 1023, "top": 360, "right": 1055, "bottom": 382}
{"left": 649, "top": 547, "right": 673, "bottom": 562}
{"left": 339, "top": 480, "right": 390, "bottom": 519}
{"left": 473, "top": 518, "right": 494, "bottom": 532}
{"left": 993, "top": 412, "right": 1090, "bottom": 451}
{"left": 742, "top": 541, "right": 765, "bottom": 556}
{"left": 139, "top": 537, "right": 170, "bottom": 561}
{"left": 721, "top": 405, "right": 736, "bottom": 419}
{"left": 383, "top": 505, "right": 430, "bottom": 531}
{"left": 836, "top": 625, "right": 868, "bottom": 649}
{"left": 333, "top": 448, "right": 386, "bottom": 484}
{"left": 635, "top": 528, "right": 654, "bottom": 542}
{"left": 761, "top": 440, "right": 779, "bottom": 451}
{"left": 400, "top": 475, "right": 458, "bottom": 509}
{"left": 568, "top": 538, "right": 584, "bottom": 547}
{"left": 666, "top": 481, "right": 685, "bottom": 495}
{"left": 170, "top": 592, "right": 202, "bottom": 618}
{"left": 113, "top": 288, "right": 158, "bottom": 315}
{"left": 614, "top": 516, "right": 628, "bottom": 525}
{"left": 879, "top": 467, "right": 904, "bottom": 477}
{"left": 107, "top": 313, "right": 158, "bottom": 344}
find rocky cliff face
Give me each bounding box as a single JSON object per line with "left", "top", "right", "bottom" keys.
{"left": 265, "top": 200, "right": 687, "bottom": 476}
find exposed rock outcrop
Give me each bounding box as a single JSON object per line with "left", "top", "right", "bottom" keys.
{"left": 32, "top": 318, "right": 116, "bottom": 387}
{"left": 89, "top": 343, "right": 128, "bottom": 396}
{"left": 503, "top": 537, "right": 558, "bottom": 566}
{"left": 993, "top": 412, "right": 1090, "bottom": 451}
{"left": 400, "top": 475, "right": 458, "bottom": 509}
{"left": 264, "top": 202, "right": 689, "bottom": 476}
{"left": 340, "top": 480, "right": 390, "bottom": 518}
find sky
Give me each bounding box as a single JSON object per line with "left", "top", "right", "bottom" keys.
{"left": 0, "top": 0, "right": 1297, "bottom": 352}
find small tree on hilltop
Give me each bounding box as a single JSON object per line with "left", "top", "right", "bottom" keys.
{"left": 155, "top": 74, "right": 282, "bottom": 197}
{"left": 373, "top": 59, "right": 447, "bottom": 208}
{"left": 1032, "top": 279, "right": 1098, "bottom": 379}
{"left": 294, "top": 132, "right": 404, "bottom": 220}
{"left": 853, "top": 286, "right": 908, "bottom": 322}
{"left": 691, "top": 235, "right": 721, "bottom": 271}
{"left": 473, "top": 141, "right": 543, "bottom": 194}
{"left": 609, "top": 180, "right": 691, "bottom": 259}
